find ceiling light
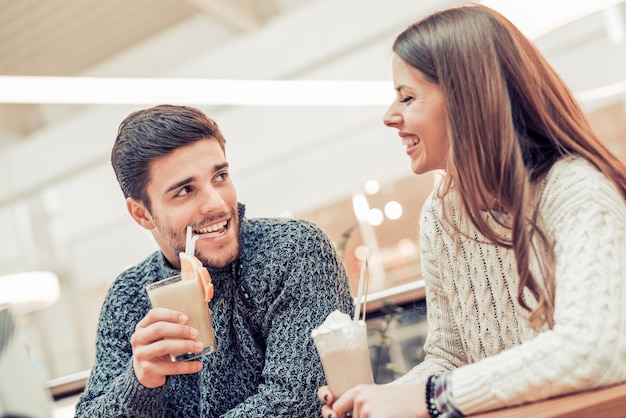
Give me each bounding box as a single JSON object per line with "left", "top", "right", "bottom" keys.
{"left": 603, "top": 4, "right": 626, "bottom": 43}
{"left": 0, "top": 1, "right": 622, "bottom": 106}
{"left": 576, "top": 80, "right": 626, "bottom": 103}
{"left": 0, "top": 271, "right": 60, "bottom": 315}
{"left": 0, "top": 76, "right": 392, "bottom": 106}
{"left": 481, "top": 0, "right": 624, "bottom": 39}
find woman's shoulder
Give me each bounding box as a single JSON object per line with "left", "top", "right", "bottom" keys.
{"left": 538, "top": 156, "right": 625, "bottom": 220}
{"left": 547, "top": 155, "right": 602, "bottom": 177}
{"left": 542, "top": 156, "right": 616, "bottom": 197}
{"left": 420, "top": 179, "right": 462, "bottom": 222}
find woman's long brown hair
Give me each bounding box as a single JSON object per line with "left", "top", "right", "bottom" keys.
{"left": 393, "top": 3, "right": 626, "bottom": 329}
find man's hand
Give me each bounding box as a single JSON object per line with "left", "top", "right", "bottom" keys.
{"left": 130, "top": 307, "right": 204, "bottom": 388}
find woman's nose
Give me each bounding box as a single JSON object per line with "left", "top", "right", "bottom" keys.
{"left": 383, "top": 104, "right": 401, "bottom": 127}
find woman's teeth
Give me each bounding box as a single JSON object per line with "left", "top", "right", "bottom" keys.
{"left": 402, "top": 137, "right": 420, "bottom": 146}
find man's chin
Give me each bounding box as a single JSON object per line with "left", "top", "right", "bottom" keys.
{"left": 197, "top": 246, "right": 239, "bottom": 270}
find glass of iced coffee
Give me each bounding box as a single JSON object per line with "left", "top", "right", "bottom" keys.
{"left": 311, "top": 310, "right": 374, "bottom": 398}
{"left": 146, "top": 252, "right": 217, "bottom": 361}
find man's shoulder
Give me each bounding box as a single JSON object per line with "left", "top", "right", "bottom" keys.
{"left": 247, "top": 216, "right": 316, "bottom": 227}
{"left": 242, "top": 217, "right": 331, "bottom": 258}
{"left": 110, "top": 251, "right": 164, "bottom": 292}
{"left": 245, "top": 217, "right": 323, "bottom": 238}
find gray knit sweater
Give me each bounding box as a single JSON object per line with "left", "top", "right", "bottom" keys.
{"left": 75, "top": 204, "right": 354, "bottom": 417}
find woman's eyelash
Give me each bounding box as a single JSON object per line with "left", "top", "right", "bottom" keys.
{"left": 400, "top": 96, "right": 413, "bottom": 103}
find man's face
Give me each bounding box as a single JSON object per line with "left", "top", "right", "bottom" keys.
{"left": 128, "top": 138, "right": 239, "bottom": 269}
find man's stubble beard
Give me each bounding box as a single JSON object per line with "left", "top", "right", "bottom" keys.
{"left": 152, "top": 208, "right": 240, "bottom": 270}
{"left": 196, "top": 237, "right": 240, "bottom": 270}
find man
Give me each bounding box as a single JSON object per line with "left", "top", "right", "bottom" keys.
{"left": 75, "top": 105, "right": 354, "bottom": 417}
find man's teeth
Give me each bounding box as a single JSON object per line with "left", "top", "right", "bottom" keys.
{"left": 195, "top": 221, "right": 227, "bottom": 235}
{"left": 402, "top": 137, "right": 420, "bottom": 146}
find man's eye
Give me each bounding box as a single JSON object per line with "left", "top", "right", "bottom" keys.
{"left": 400, "top": 96, "right": 414, "bottom": 103}
{"left": 176, "top": 186, "right": 192, "bottom": 197}
{"left": 217, "top": 172, "right": 229, "bottom": 182}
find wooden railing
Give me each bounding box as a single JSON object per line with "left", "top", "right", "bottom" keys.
{"left": 471, "top": 382, "right": 626, "bottom": 418}
{"left": 47, "top": 369, "right": 90, "bottom": 400}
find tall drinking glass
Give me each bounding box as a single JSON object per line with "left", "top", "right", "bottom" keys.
{"left": 312, "top": 310, "right": 374, "bottom": 398}
{"left": 146, "top": 274, "right": 217, "bottom": 361}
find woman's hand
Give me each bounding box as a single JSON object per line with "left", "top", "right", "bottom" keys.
{"left": 318, "top": 385, "right": 337, "bottom": 417}
{"left": 131, "top": 307, "right": 204, "bottom": 388}
{"left": 319, "top": 383, "right": 428, "bottom": 418}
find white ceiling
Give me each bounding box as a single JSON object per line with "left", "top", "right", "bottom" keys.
{"left": 0, "top": 0, "right": 311, "bottom": 138}
{"left": 1, "top": 0, "right": 626, "bottom": 385}
{"left": 1, "top": 0, "right": 626, "bottom": 281}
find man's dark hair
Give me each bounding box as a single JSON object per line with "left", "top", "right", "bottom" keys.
{"left": 111, "top": 104, "right": 226, "bottom": 209}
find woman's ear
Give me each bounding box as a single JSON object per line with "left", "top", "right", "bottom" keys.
{"left": 126, "top": 197, "right": 155, "bottom": 230}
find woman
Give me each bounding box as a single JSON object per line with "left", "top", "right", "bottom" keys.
{"left": 319, "top": 3, "right": 626, "bottom": 418}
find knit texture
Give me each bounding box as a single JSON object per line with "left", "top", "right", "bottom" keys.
{"left": 393, "top": 157, "right": 626, "bottom": 415}
{"left": 75, "top": 203, "right": 354, "bottom": 417}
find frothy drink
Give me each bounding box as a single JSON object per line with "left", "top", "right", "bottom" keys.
{"left": 311, "top": 310, "right": 374, "bottom": 397}
{"left": 147, "top": 274, "right": 216, "bottom": 361}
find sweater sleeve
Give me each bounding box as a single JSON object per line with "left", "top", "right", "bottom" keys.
{"left": 74, "top": 271, "right": 169, "bottom": 418}
{"left": 219, "top": 221, "right": 354, "bottom": 417}
{"left": 451, "top": 161, "right": 626, "bottom": 415}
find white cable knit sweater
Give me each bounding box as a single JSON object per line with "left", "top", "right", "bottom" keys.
{"left": 394, "top": 157, "right": 626, "bottom": 415}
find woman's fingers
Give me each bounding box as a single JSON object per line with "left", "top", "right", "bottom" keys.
{"left": 318, "top": 385, "right": 333, "bottom": 404}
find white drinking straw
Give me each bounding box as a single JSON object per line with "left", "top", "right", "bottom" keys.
{"left": 353, "top": 249, "right": 372, "bottom": 322}
{"left": 185, "top": 226, "right": 212, "bottom": 256}
{"left": 185, "top": 226, "right": 194, "bottom": 255}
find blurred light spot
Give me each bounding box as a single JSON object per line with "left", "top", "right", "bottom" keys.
{"left": 363, "top": 180, "right": 380, "bottom": 195}
{"left": 397, "top": 238, "right": 417, "bottom": 257}
{"left": 367, "top": 208, "right": 383, "bottom": 226}
{"left": 384, "top": 201, "right": 403, "bottom": 220}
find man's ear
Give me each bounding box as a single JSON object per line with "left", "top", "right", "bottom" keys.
{"left": 126, "top": 197, "right": 155, "bottom": 230}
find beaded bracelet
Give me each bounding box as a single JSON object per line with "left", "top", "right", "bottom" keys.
{"left": 425, "top": 375, "right": 440, "bottom": 418}
{"left": 433, "top": 372, "right": 464, "bottom": 418}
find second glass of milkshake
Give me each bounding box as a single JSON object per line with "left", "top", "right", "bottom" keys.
{"left": 311, "top": 309, "right": 374, "bottom": 397}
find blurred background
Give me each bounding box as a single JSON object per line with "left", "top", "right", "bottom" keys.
{"left": 0, "top": 0, "right": 625, "bottom": 416}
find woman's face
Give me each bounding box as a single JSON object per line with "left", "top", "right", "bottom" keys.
{"left": 383, "top": 53, "right": 449, "bottom": 175}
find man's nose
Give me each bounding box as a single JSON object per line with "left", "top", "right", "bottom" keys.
{"left": 199, "top": 185, "right": 225, "bottom": 213}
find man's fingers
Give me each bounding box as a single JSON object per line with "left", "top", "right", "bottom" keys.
{"left": 135, "top": 336, "right": 204, "bottom": 361}
{"left": 130, "top": 307, "right": 206, "bottom": 388}
{"left": 136, "top": 307, "right": 187, "bottom": 329}
{"left": 133, "top": 354, "right": 203, "bottom": 388}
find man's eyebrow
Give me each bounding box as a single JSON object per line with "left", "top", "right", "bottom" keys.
{"left": 164, "top": 177, "right": 193, "bottom": 194}
{"left": 162, "top": 163, "right": 229, "bottom": 194}
{"left": 215, "top": 162, "right": 229, "bottom": 172}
